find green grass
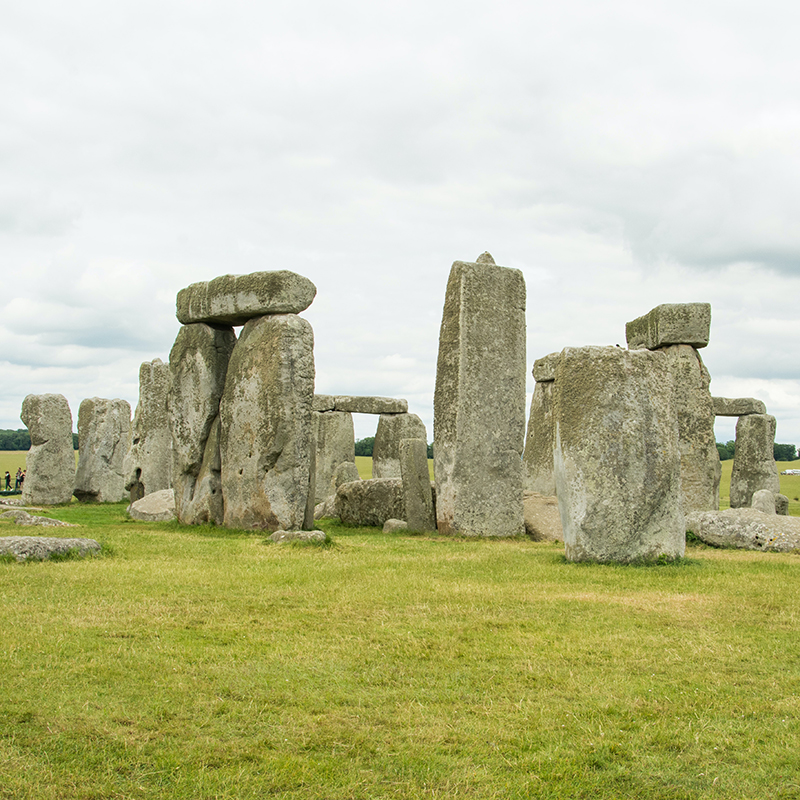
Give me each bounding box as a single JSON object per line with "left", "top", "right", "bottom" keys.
{"left": 718, "top": 460, "right": 800, "bottom": 514}
{"left": 355, "top": 456, "right": 435, "bottom": 481}
{"left": 1, "top": 504, "right": 800, "bottom": 798}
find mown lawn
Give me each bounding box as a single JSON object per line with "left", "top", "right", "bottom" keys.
{"left": 1, "top": 503, "right": 799, "bottom": 799}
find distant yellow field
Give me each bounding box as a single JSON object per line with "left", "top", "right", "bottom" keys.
{"left": 355, "top": 456, "right": 434, "bottom": 481}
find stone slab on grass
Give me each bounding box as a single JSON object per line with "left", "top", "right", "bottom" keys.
{"left": 0, "top": 536, "right": 100, "bottom": 561}
{"left": 177, "top": 271, "right": 317, "bottom": 325}
{"left": 626, "top": 303, "right": 711, "bottom": 350}
{"left": 269, "top": 530, "right": 326, "bottom": 543}
{"left": 687, "top": 508, "right": 800, "bottom": 552}
{"left": 128, "top": 489, "right": 176, "bottom": 522}
{"left": 335, "top": 479, "right": 405, "bottom": 528}
{"left": 1, "top": 509, "right": 76, "bottom": 527}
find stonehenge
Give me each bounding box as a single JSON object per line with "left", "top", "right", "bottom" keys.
{"left": 729, "top": 413, "right": 780, "bottom": 508}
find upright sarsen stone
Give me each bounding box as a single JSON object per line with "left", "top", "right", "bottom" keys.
{"left": 123, "top": 359, "right": 173, "bottom": 499}
{"left": 399, "top": 438, "right": 436, "bottom": 532}
{"left": 433, "top": 253, "right": 526, "bottom": 537}
{"left": 313, "top": 410, "right": 355, "bottom": 503}
{"left": 74, "top": 398, "right": 132, "bottom": 503}
{"left": 220, "top": 314, "right": 315, "bottom": 531}
{"left": 372, "top": 413, "right": 427, "bottom": 479}
{"left": 730, "top": 414, "right": 780, "bottom": 508}
{"left": 553, "top": 346, "right": 684, "bottom": 563}
{"left": 21, "top": 394, "right": 75, "bottom": 506}
{"left": 169, "top": 323, "right": 237, "bottom": 525}
{"left": 523, "top": 352, "right": 560, "bottom": 496}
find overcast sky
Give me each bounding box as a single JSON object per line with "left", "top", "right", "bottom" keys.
{"left": 2, "top": 0, "right": 799, "bottom": 446}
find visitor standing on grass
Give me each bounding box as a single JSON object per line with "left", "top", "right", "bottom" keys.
{"left": 4, "top": 472, "right": 10, "bottom": 491}
{"left": 14, "top": 469, "right": 21, "bottom": 490}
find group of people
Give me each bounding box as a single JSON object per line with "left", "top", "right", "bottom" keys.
{"left": 3, "top": 469, "right": 25, "bottom": 492}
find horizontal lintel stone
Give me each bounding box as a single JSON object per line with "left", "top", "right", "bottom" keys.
{"left": 532, "top": 352, "right": 561, "bottom": 382}
{"left": 712, "top": 396, "right": 768, "bottom": 417}
{"left": 333, "top": 396, "right": 408, "bottom": 414}
{"left": 626, "top": 302, "right": 711, "bottom": 350}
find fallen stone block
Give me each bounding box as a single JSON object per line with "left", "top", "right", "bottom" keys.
{"left": 0, "top": 536, "right": 100, "bottom": 561}
{"left": 523, "top": 493, "right": 563, "bottom": 542}
{"left": 751, "top": 489, "right": 777, "bottom": 515}
{"left": 687, "top": 509, "right": 800, "bottom": 552}
{"left": 335, "top": 479, "right": 404, "bottom": 528}
{"left": 269, "top": 530, "right": 326, "bottom": 543}
{"left": 176, "top": 271, "right": 317, "bottom": 325}
{"left": 383, "top": 519, "right": 408, "bottom": 534}
{"left": 128, "top": 489, "right": 176, "bottom": 522}
{"left": 712, "top": 397, "right": 768, "bottom": 417}
{"left": 626, "top": 303, "right": 711, "bottom": 350}
{"left": 333, "top": 396, "right": 408, "bottom": 415}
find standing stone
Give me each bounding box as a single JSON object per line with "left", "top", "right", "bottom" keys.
{"left": 219, "top": 314, "right": 315, "bottom": 531}
{"left": 750, "top": 489, "right": 777, "bottom": 515}
{"left": 123, "top": 359, "right": 173, "bottom": 500}
{"left": 433, "top": 253, "right": 526, "bottom": 537}
{"left": 553, "top": 346, "right": 684, "bottom": 563}
{"left": 729, "top": 414, "right": 780, "bottom": 508}
{"left": 399, "top": 438, "right": 436, "bottom": 532}
{"left": 523, "top": 353, "right": 560, "bottom": 496}
{"left": 660, "top": 345, "right": 720, "bottom": 512}
{"left": 169, "top": 323, "right": 237, "bottom": 525}
{"left": 372, "top": 413, "right": 427, "bottom": 479}
{"left": 313, "top": 411, "right": 355, "bottom": 503}
{"left": 74, "top": 398, "right": 132, "bottom": 503}
{"left": 20, "top": 394, "right": 76, "bottom": 506}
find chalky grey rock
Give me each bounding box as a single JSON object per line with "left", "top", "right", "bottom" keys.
{"left": 313, "top": 411, "right": 355, "bottom": 503}
{"left": 712, "top": 397, "right": 768, "bottom": 417}
{"left": 74, "top": 398, "right": 132, "bottom": 503}
{"left": 729, "top": 414, "right": 780, "bottom": 508}
{"left": 626, "top": 303, "right": 711, "bottom": 350}
{"left": 334, "top": 479, "right": 405, "bottom": 527}
{"left": 523, "top": 379, "right": 557, "bottom": 496}
{"left": 523, "top": 493, "right": 563, "bottom": 542}
{"left": 382, "top": 519, "right": 408, "bottom": 534}
{"left": 123, "top": 359, "right": 173, "bottom": 500}
{"left": 176, "top": 270, "right": 317, "bottom": 325}
{"left": 220, "top": 314, "right": 315, "bottom": 531}
{"left": 399, "top": 438, "right": 436, "bottom": 532}
{"left": 687, "top": 508, "right": 800, "bottom": 552}
{"left": 169, "top": 323, "right": 237, "bottom": 525}
{"left": 333, "top": 396, "right": 408, "bottom": 414}
{"left": 372, "top": 413, "right": 427, "bottom": 479}
{"left": 128, "top": 488, "right": 176, "bottom": 522}
{"left": 314, "top": 461, "right": 361, "bottom": 519}
{"left": 660, "top": 345, "right": 720, "bottom": 512}
{"left": 750, "top": 489, "right": 777, "bottom": 515}
{"left": 776, "top": 494, "right": 789, "bottom": 515}
{"left": 433, "top": 253, "right": 526, "bottom": 537}
{"left": 1, "top": 509, "right": 76, "bottom": 527}
{"left": 532, "top": 352, "right": 560, "bottom": 383}
{"left": 21, "top": 394, "right": 76, "bottom": 506}
{"left": 0, "top": 536, "right": 100, "bottom": 561}
{"left": 553, "top": 346, "right": 685, "bottom": 563}
{"left": 269, "top": 529, "right": 326, "bottom": 543}
{"left": 312, "top": 394, "right": 336, "bottom": 412}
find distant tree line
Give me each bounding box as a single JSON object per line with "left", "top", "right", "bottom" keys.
{"left": 717, "top": 441, "right": 797, "bottom": 461}
{"left": 354, "top": 436, "right": 433, "bottom": 459}
{"left": 0, "top": 429, "right": 78, "bottom": 450}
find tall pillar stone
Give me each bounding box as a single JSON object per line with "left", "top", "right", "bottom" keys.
{"left": 553, "top": 346, "right": 684, "bottom": 563}
{"left": 433, "top": 252, "right": 526, "bottom": 537}
{"left": 313, "top": 410, "right": 355, "bottom": 503}
{"left": 74, "top": 398, "right": 132, "bottom": 503}
{"left": 372, "top": 413, "right": 427, "bottom": 479}
{"left": 169, "top": 323, "right": 237, "bottom": 525}
{"left": 20, "top": 393, "right": 75, "bottom": 506}
{"left": 219, "top": 314, "right": 315, "bottom": 531}
{"left": 730, "top": 414, "right": 780, "bottom": 508}
{"left": 400, "top": 438, "right": 436, "bottom": 532}
{"left": 523, "top": 352, "right": 559, "bottom": 496}
{"left": 123, "top": 359, "right": 173, "bottom": 499}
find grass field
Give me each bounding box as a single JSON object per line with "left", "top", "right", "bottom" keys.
{"left": 355, "top": 456, "right": 435, "bottom": 481}
{"left": 1, "top": 503, "right": 800, "bottom": 799}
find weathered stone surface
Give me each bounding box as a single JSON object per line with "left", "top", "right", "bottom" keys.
{"left": 313, "top": 411, "right": 355, "bottom": 503}
{"left": 687, "top": 508, "right": 800, "bottom": 552}
{"left": 169, "top": 323, "right": 236, "bottom": 525}
{"left": 712, "top": 397, "right": 767, "bottom": 417}
{"left": 176, "top": 270, "right": 317, "bottom": 325}
{"left": 730, "top": 414, "right": 780, "bottom": 508}
{"left": 532, "top": 352, "right": 560, "bottom": 383}
{"left": 269, "top": 529, "right": 326, "bottom": 543}
{"left": 751, "top": 489, "right": 777, "bottom": 515}
{"left": 0, "top": 536, "right": 100, "bottom": 561}
{"left": 334, "top": 479, "right": 404, "bottom": 527}
{"left": 523, "top": 493, "right": 563, "bottom": 542}
{"left": 626, "top": 303, "right": 711, "bottom": 350}
{"left": 128, "top": 488, "right": 176, "bottom": 522}
{"left": 333, "top": 396, "right": 408, "bottom": 415}
{"left": 220, "top": 314, "right": 315, "bottom": 531}
{"left": 123, "top": 359, "right": 173, "bottom": 499}
{"left": 383, "top": 519, "right": 408, "bottom": 533}
{"left": 523, "top": 380, "right": 556, "bottom": 496}
{"left": 660, "top": 345, "right": 720, "bottom": 512}
{"left": 399, "top": 438, "right": 436, "bottom": 532}
{"left": 74, "top": 398, "right": 131, "bottom": 503}
{"left": 553, "top": 346, "right": 685, "bottom": 563}
{"left": 1, "top": 510, "right": 76, "bottom": 527}
{"left": 434, "top": 255, "right": 526, "bottom": 537}
{"left": 312, "top": 394, "right": 336, "bottom": 412}
{"left": 21, "top": 394, "right": 76, "bottom": 506}
{"left": 372, "top": 413, "right": 427, "bottom": 480}
{"left": 314, "top": 461, "right": 361, "bottom": 519}
{"left": 776, "top": 494, "right": 789, "bottom": 515}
